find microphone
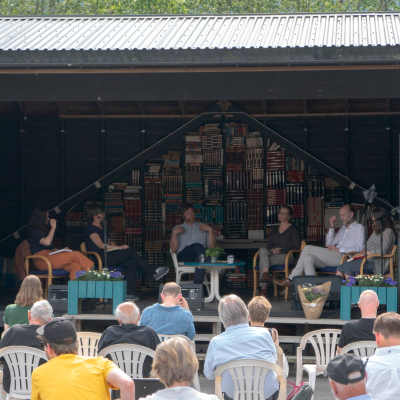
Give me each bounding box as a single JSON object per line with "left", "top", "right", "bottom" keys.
{"left": 391, "top": 206, "right": 400, "bottom": 214}
{"left": 362, "top": 184, "right": 377, "bottom": 204}
{"left": 108, "top": 185, "right": 114, "bottom": 191}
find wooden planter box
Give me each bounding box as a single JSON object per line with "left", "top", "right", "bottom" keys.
{"left": 68, "top": 280, "right": 127, "bottom": 315}
{"left": 340, "top": 286, "right": 397, "bottom": 320}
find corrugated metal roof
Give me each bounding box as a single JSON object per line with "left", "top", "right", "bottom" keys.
{"left": 1, "top": 13, "right": 400, "bottom": 51}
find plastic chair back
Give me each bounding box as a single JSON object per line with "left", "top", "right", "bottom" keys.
{"left": 340, "top": 340, "right": 377, "bottom": 358}
{"left": 77, "top": 332, "right": 102, "bottom": 357}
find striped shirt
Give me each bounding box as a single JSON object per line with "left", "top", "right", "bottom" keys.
{"left": 367, "top": 228, "right": 395, "bottom": 275}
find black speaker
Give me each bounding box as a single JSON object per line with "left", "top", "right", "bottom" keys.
{"left": 48, "top": 285, "right": 69, "bottom": 315}
{"left": 290, "top": 275, "right": 343, "bottom": 311}
{"left": 158, "top": 283, "right": 204, "bottom": 310}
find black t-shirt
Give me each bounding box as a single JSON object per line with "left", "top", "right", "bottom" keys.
{"left": 0, "top": 324, "right": 46, "bottom": 393}
{"left": 337, "top": 318, "right": 376, "bottom": 349}
{"left": 267, "top": 225, "right": 302, "bottom": 254}
{"left": 98, "top": 324, "right": 160, "bottom": 377}
{"left": 85, "top": 224, "right": 109, "bottom": 253}
{"left": 27, "top": 227, "right": 53, "bottom": 255}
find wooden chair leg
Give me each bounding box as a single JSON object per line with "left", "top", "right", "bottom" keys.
{"left": 253, "top": 269, "right": 258, "bottom": 297}
{"left": 273, "top": 273, "right": 278, "bottom": 297}
{"left": 285, "top": 287, "right": 289, "bottom": 300}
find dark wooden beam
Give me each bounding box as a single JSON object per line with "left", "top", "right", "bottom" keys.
{"left": 16, "top": 102, "right": 25, "bottom": 115}
{"left": 303, "top": 99, "right": 308, "bottom": 114}
{"left": 97, "top": 101, "right": 106, "bottom": 115}
{"left": 56, "top": 102, "right": 67, "bottom": 115}
{"left": 386, "top": 98, "right": 391, "bottom": 113}
{"left": 261, "top": 100, "right": 267, "bottom": 115}
{"left": 178, "top": 100, "right": 187, "bottom": 116}
{"left": 138, "top": 101, "right": 147, "bottom": 115}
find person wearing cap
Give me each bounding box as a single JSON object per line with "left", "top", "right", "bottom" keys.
{"left": 31, "top": 317, "right": 135, "bottom": 400}
{"left": 0, "top": 300, "right": 52, "bottom": 397}
{"left": 325, "top": 354, "right": 372, "bottom": 400}
{"left": 365, "top": 312, "right": 400, "bottom": 400}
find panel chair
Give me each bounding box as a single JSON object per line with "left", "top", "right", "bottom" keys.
{"left": 158, "top": 333, "right": 201, "bottom": 391}
{"left": 0, "top": 346, "right": 47, "bottom": 400}
{"left": 169, "top": 249, "right": 211, "bottom": 296}
{"left": 340, "top": 341, "right": 377, "bottom": 358}
{"left": 214, "top": 359, "right": 287, "bottom": 400}
{"left": 296, "top": 329, "right": 341, "bottom": 400}
{"left": 24, "top": 249, "right": 69, "bottom": 299}
{"left": 77, "top": 332, "right": 102, "bottom": 357}
{"left": 253, "top": 241, "right": 306, "bottom": 299}
{"left": 99, "top": 344, "right": 155, "bottom": 379}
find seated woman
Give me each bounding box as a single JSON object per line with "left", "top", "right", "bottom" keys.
{"left": 144, "top": 336, "right": 218, "bottom": 400}
{"left": 27, "top": 207, "right": 93, "bottom": 280}
{"left": 85, "top": 205, "right": 168, "bottom": 301}
{"left": 3, "top": 275, "right": 42, "bottom": 332}
{"left": 258, "top": 206, "right": 301, "bottom": 296}
{"left": 336, "top": 207, "right": 396, "bottom": 279}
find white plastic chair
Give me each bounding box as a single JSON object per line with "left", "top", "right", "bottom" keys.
{"left": 170, "top": 249, "right": 211, "bottom": 296}
{"left": 0, "top": 346, "right": 48, "bottom": 400}
{"left": 296, "top": 329, "right": 341, "bottom": 399}
{"left": 98, "top": 343, "right": 155, "bottom": 379}
{"left": 214, "top": 359, "right": 286, "bottom": 400}
{"left": 158, "top": 333, "right": 201, "bottom": 391}
{"left": 340, "top": 341, "right": 377, "bottom": 357}
{"left": 77, "top": 332, "right": 102, "bottom": 357}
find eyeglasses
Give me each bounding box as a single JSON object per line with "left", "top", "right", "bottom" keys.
{"left": 279, "top": 212, "right": 289, "bottom": 216}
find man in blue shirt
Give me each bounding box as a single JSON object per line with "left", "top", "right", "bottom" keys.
{"left": 139, "top": 282, "right": 196, "bottom": 340}
{"left": 204, "top": 294, "right": 279, "bottom": 400}
{"left": 325, "top": 354, "right": 373, "bottom": 400}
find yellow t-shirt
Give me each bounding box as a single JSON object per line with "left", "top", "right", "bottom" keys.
{"left": 31, "top": 354, "right": 116, "bottom": 400}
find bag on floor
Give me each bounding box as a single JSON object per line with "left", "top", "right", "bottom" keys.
{"left": 286, "top": 380, "right": 314, "bottom": 400}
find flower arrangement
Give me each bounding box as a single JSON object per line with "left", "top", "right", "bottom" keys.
{"left": 75, "top": 268, "right": 124, "bottom": 281}
{"left": 342, "top": 274, "right": 397, "bottom": 288}
{"left": 301, "top": 283, "right": 328, "bottom": 303}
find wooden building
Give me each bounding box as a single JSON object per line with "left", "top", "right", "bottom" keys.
{"left": 0, "top": 13, "right": 399, "bottom": 264}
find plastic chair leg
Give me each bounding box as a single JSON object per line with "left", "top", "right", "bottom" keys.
{"left": 308, "top": 369, "right": 317, "bottom": 400}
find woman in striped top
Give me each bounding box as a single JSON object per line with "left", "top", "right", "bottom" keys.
{"left": 336, "top": 207, "right": 396, "bottom": 279}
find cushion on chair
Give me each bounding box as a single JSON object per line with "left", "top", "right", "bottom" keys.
{"left": 269, "top": 264, "right": 295, "bottom": 272}
{"left": 108, "top": 266, "right": 126, "bottom": 272}
{"left": 255, "top": 265, "right": 260, "bottom": 271}
{"left": 316, "top": 266, "right": 338, "bottom": 273}
{"left": 29, "top": 269, "right": 70, "bottom": 277}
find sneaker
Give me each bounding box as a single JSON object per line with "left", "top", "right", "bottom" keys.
{"left": 154, "top": 267, "right": 169, "bottom": 281}
{"left": 126, "top": 295, "right": 139, "bottom": 301}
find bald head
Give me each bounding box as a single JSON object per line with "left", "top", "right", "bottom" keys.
{"left": 115, "top": 302, "right": 140, "bottom": 325}
{"left": 358, "top": 290, "right": 379, "bottom": 318}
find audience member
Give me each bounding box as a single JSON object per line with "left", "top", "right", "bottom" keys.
{"left": 3, "top": 275, "right": 43, "bottom": 331}
{"left": 204, "top": 294, "right": 279, "bottom": 400}
{"left": 98, "top": 301, "right": 160, "bottom": 377}
{"left": 336, "top": 207, "right": 396, "bottom": 279}
{"left": 0, "top": 300, "right": 52, "bottom": 396}
{"left": 325, "top": 354, "right": 372, "bottom": 400}
{"left": 365, "top": 312, "right": 400, "bottom": 400}
{"left": 337, "top": 290, "right": 378, "bottom": 353}
{"left": 140, "top": 337, "right": 218, "bottom": 400}
{"left": 274, "top": 205, "right": 364, "bottom": 287}
{"left": 31, "top": 318, "right": 135, "bottom": 400}
{"left": 170, "top": 203, "right": 216, "bottom": 283}
{"left": 85, "top": 205, "right": 169, "bottom": 301}
{"left": 140, "top": 283, "right": 195, "bottom": 340}
{"left": 248, "top": 296, "right": 279, "bottom": 344}
{"left": 258, "top": 206, "right": 301, "bottom": 296}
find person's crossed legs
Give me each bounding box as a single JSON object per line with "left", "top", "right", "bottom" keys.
{"left": 177, "top": 243, "right": 207, "bottom": 283}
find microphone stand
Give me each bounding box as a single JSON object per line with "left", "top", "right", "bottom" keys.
{"left": 103, "top": 186, "right": 114, "bottom": 271}
{"left": 361, "top": 197, "right": 370, "bottom": 274}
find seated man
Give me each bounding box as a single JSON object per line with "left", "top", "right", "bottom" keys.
{"left": 98, "top": 301, "right": 160, "bottom": 377}
{"left": 0, "top": 300, "right": 52, "bottom": 396}
{"left": 337, "top": 290, "right": 378, "bottom": 354}
{"left": 170, "top": 203, "right": 216, "bottom": 283}
{"left": 365, "top": 312, "right": 400, "bottom": 400}
{"left": 326, "top": 354, "right": 372, "bottom": 400}
{"left": 204, "top": 294, "right": 279, "bottom": 400}
{"left": 31, "top": 318, "right": 135, "bottom": 400}
{"left": 274, "top": 204, "right": 364, "bottom": 287}
{"left": 139, "top": 282, "right": 196, "bottom": 340}
{"left": 248, "top": 296, "right": 279, "bottom": 344}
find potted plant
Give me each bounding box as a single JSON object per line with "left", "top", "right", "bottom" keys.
{"left": 298, "top": 282, "right": 331, "bottom": 319}
{"left": 340, "top": 274, "right": 397, "bottom": 320}
{"left": 68, "top": 268, "right": 127, "bottom": 315}
{"left": 205, "top": 246, "right": 226, "bottom": 263}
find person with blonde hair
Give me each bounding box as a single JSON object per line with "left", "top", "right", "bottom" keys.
{"left": 3, "top": 275, "right": 43, "bottom": 331}
{"left": 140, "top": 337, "right": 218, "bottom": 400}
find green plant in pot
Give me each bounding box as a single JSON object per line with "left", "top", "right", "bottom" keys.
{"left": 205, "top": 246, "right": 226, "bottom": 263}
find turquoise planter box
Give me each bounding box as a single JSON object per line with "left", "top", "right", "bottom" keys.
{"left": 341, "top": 286, "right": 397, "bottom": 320}
{"left": 68, "top": 280, "right": 127, "bottom": 315}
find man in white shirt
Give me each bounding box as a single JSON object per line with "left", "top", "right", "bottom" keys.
{"left": 365, "top": 312, "right": 400, "bottom": 400}
{"left": 274, "top": 204, "right": 364, "bottom": 287}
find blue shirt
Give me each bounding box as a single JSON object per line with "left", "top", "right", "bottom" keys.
{"left": 347, "top": 396, "right": 373, "bottom": 400}
{"left": 139, "top": 303, "right": 196, "bottom": 340}
{"left": 85, "top": 224, "right": 109, "bottom": 253}
{"left": 173, "top": 221, "right": 209, "bottom": 254}
{"left": 204, "top": 324, "right": 279, "bottom": 399}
